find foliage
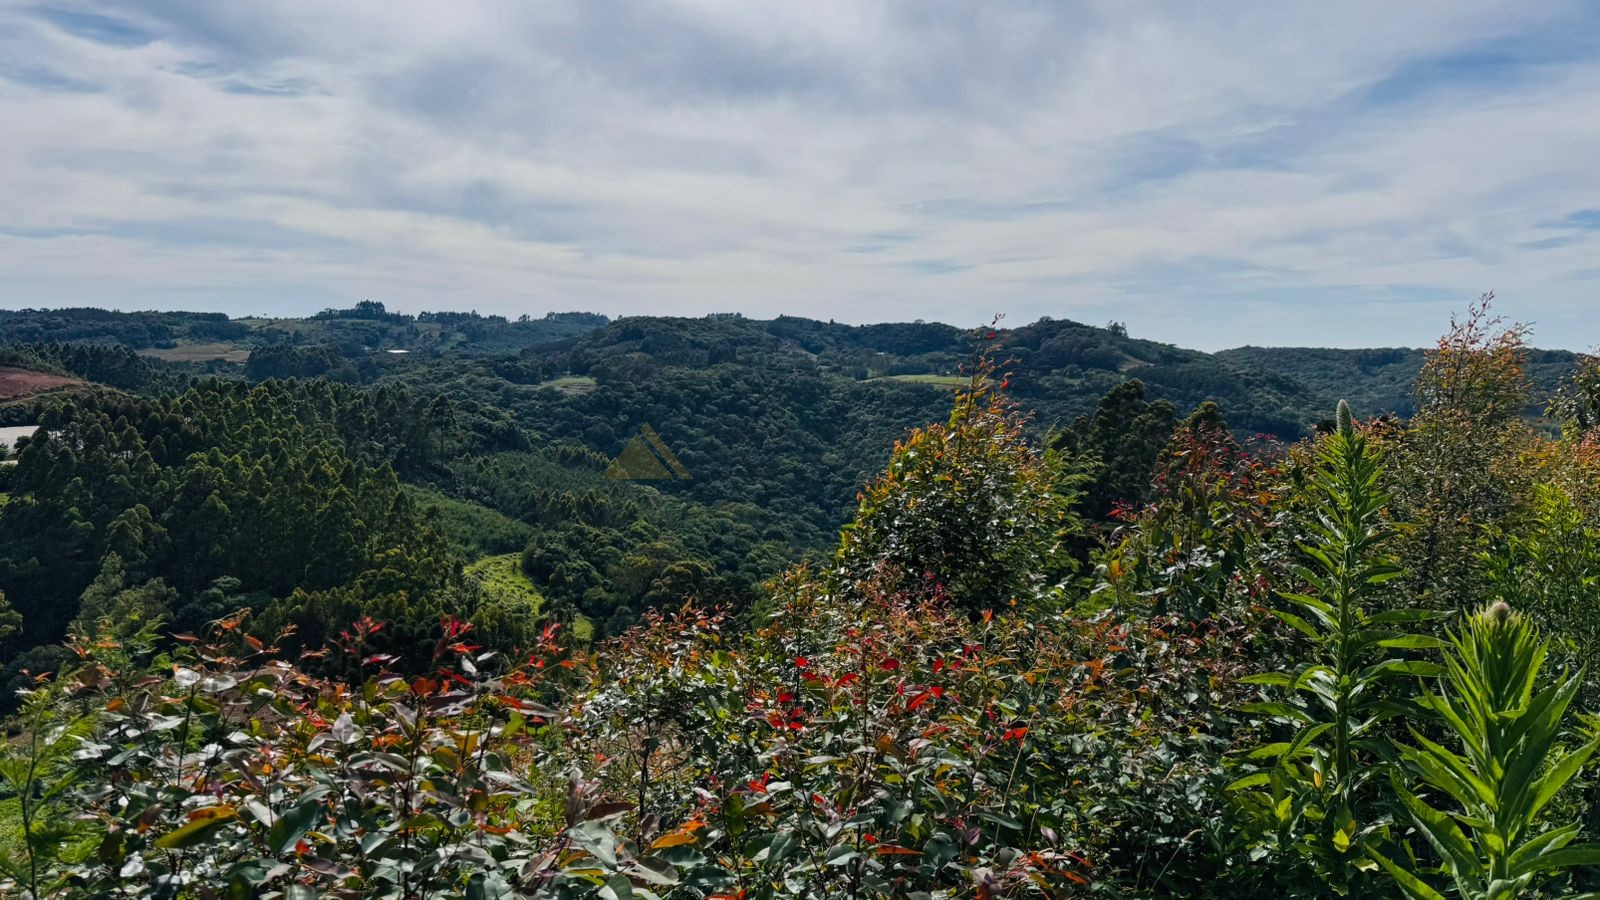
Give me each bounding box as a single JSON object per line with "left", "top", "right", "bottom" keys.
{"left": 1218, "top": 344, "right": 1576, "bottom": 422}
{"left": 1485, "top": 483, "right": 1600, "bottom": 705}
{"left": 1049, "top": 379, "right": 1177, "bottom": 521}
{"left": 0, "top": 301, "right": 1599, "bottom": 897}
{"left": 1384, "top": 296, "right": 1536, "bottom": 610}
{"left": 837, "top": 358, "right": 1080, "bottom": 610}
{"left": 0, "top": 612, "right": 676, "bottom": 899}
{"left": 1549, "top": 351, "right": 1600, "bottom": 441}
{"left": 1230, "top": 403, "right": 1447, "bottom": 896}
{"left": 1370, "top": 603, "right": 1600, "bottom": 899}
{"left": 0, "top": 379, "right": 530, "bottom": 675}
{"left": 1092, "top": 413, "right": 1280, "bottom": 621}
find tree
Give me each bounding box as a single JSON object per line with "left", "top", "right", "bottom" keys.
{"left": 1051, "top": 379, "right": 1177, "bottom": 520}
{"left": 1385, "top": 296, "right": 1535, "bottom": 610}
{"left": 838, "top": 361, "right": 1080, "bottom": 610}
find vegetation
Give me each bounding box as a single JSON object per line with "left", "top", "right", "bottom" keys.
{"left": 0, "top": 299, "right": 1597, "bottom": 897}
{"left": 466, "top": 553, "right": 545, "bottom": 618}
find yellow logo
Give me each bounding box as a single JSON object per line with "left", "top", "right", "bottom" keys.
{"left": 604, "top": 424, "right": 691, "bottom": 481}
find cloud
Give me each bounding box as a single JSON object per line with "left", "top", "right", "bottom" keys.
{"left": 1, "top": 0, "right": 1599, "bottom": 348}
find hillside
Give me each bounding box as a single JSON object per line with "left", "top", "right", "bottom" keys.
{"left": 1, "top": 304, "right": 1592, "bottom": 639}
{"left": 1218, "top": 345, "right": 1583, "bottom": 417}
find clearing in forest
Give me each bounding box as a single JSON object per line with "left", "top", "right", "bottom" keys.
{"left": 870, "top": 373, "right": 966, "bottom": 388}
{"left": 139, "top": 342, "right": 251, "bottom": 363}
{"left": 0, "top": 366, "right": 82, "bottom": 400}
{"left": 535, "top": 375, "right": 598, "bottom": 395}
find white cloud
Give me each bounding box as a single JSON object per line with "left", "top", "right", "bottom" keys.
{"left": 1, "top": 0, "right": 1598, "bottom": 348}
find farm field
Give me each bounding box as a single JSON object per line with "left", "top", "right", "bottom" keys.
{"left": 871, "top": 373, "right": 966, "bottom": 388}
{"left": 0, "top": 366, "right": 81, "bottom": 400}
{"left": 535, "top": 375, "right": 599, "bottom": 395}
{"left": 139, "top": 342, "right": 251, "bottom": 363}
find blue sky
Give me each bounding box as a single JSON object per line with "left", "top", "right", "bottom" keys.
{"left": 2, "top": 1, "right": 1599, "bottom": 349}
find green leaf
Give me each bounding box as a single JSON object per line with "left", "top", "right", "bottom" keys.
{"left": 1367, "top": 847, "right": 1448, "bottom": 900}
{"left": 1529, "top": 736, "right": 1600, "bottom": 821}
{"left": 1270, "top": 608, "right": 1324, "bottom": 641}
{"left": 1225, "top": 773, "right": 1270, "bottom": 792}
{"left": 155, "top": 806, "right": 238, "bottom": 849}
{"left": 268, "top": 800, "right": 324, "bottom": 855}
{"left": 1375, "top": 635, "right": 1451, "bottom": 650}
{"left": 1531, "top": 843, "right": 1600, "bottom": 872}
{"left": 1395, "top": 784, "right": 1481, "bottom": 881}
{"left": 1239, "top": 701, "right": 1312, "bottom": 723}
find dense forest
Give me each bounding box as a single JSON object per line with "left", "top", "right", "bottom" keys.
{"left": 0, "top": 298, "right": 1598, "bottom": 897}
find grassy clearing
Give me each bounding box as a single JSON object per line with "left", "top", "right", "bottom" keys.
{"left": 139, "top": 342, "right": 251, "bottom": 364}
{"left": 871, "top": 374, "right": 966, "bottom": 388}
{"left": 534, "top": 375, "right": 598, "bottom": 396}
{"left": 403, "top": 486, "right": 533, "bottom": 558}
{"left": 571, "top": 615, "right": 594, "bottom": 643}
{"left": 465, "top": 553, "right": 543, "bottom": 617}
{"left": 463, "top": 553, "right": 594, "bottom": 643}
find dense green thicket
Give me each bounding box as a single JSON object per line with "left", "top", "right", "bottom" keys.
{"left": 0, "top": 303, "right": 1589, "bottom": 648}
{"left": 0, "top": 342, "right": 167, "bottom": 392}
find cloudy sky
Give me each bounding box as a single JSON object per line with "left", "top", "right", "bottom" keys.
{"left": 2, "top": 1, "right": 1599, "bottom": 349}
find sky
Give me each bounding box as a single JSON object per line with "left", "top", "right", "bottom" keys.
{"left": 2, "top": 2, "right": 1600, "bottom": 350}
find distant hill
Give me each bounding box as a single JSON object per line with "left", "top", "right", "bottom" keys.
{"left": 0, "top": 304, "right": 611, "bottom": 368}
{"left": 5, "top": 303, "right": 1587, "bottom": 432}
{"left": 1217, "top": 345, "right": 1583, "bottom": 418}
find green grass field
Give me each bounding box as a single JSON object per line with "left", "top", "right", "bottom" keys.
{"left": 534, "top": 375, "right": 598, "bottom": 395}
{"left": 138, "top": 342, "right": 252, "bottom": 364}
{"left": 465, "top": 553, "right": 544, "bottom": 615}
{"left": 871, "top": 374, "right": 966, "bottom": 388}
{"left": 464, "top": 553, "right": 593, "bottom": 643}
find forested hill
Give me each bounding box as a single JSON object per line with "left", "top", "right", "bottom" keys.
{"left": 551, "top": 314, "right": 1318, "bottom": 438}
{"left": 0, "top": 302, "right": 1589, "bottom": 649}
{"left": 1218, "top": 344, "right": 1582, "bottom": 418}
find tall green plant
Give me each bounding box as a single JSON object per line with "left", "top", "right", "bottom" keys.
{"left": 1232, "top": 401, "right": 1444, "bottom": 893}
{"left": 1370, "top": 602, "right": 1600, "bottom": 899}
